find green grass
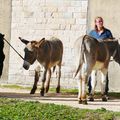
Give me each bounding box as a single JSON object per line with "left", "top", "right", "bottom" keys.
{"left": 0, "top": 84, "right": 31, "bottom": 90}
{"left": 49, "top": 87, "right": 78, "bottom": 94}
{"left": 108, "top": 92, "right": 120, "bottom": 98}
{"left": 0, "top": 98, "right": 120, "bottom": 120}
{"left": 0, "top": 84, "right": 78, "bottom": 94}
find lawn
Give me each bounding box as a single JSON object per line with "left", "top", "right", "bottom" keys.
{"left": 0, "top": 98, "right": 120, "bottom": 120}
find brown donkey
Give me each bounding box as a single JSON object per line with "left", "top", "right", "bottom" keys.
{"left": 19, "top": 37, "right": 63, "bottom": 96}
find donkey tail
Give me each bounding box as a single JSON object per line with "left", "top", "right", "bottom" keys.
{"left": 74, "top": 35, "right": 86, "bottom": 78}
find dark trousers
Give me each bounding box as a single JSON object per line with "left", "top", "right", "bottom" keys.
{"left": 88, "top": 72, "right": 109, "bottom": 95}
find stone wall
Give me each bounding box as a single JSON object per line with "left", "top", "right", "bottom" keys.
{"left": 8, "top": 0, "right": 88, "bottom": 88}
{"left": 0, "top": 0, "right": 11, "bottom": 81}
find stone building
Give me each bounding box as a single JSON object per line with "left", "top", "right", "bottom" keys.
{"left": 0, "top": 0, "right": 120, "bottom": 92}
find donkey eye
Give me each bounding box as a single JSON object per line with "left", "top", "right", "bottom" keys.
{"left": 29, "top": 51, "right": 33, "bottom": 54}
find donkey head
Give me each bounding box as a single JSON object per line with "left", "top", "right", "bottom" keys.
{"left": 102, "top": 38, "right": 120, "bottom": 65}
{"left": 112, "top": 42, "right": 120, "bottom": 65}
{"left": 19, "top": 37, "right": 45, "bottom": 70}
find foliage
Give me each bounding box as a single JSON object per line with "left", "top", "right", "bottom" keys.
{"left": 0, "top": 98, "right": 120, "bottom": 120}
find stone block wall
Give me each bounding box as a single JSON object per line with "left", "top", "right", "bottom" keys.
{"left": 8, "top": 0, "right": 88, "bottom": 88}
{"left": 0, "top": 0, "right": 11, "bottom": 81}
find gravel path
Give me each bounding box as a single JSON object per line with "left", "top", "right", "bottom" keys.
{"left": 0, "top": 87, "right": 120, "bottom": 112}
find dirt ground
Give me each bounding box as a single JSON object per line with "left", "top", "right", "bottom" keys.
{"left": 0, "top": 87, "right": 120, "bottom": 112}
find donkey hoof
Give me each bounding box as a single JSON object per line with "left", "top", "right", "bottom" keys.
{"left": 30, "top": 91, "right": 35, "bottom": 94}
{"left": 30, "top": 89, "right": 35, "bottom": 94}
{"left": 102, "top": 97, "right": 107, "bottom": 102}
{"left": 88, "top": 97, "right": 94, "bottom": 101}
{"left": 30, "top": 87, "right": 37, "bottom": 94}
{"left": 78, "top": 99, "right": 82, "bottom": 104}
{"left": 45, "top": 87, "right": 49, "bottom": 93}
{"left": 56, "top": 87, "right": 60, "bottom": 93}
{"left": 40, "top": 91, "right": 44, "bottom": 96}
{"left": 82, "top": 100, "right": 88, "bottom": 105}
{"left": 40, "top": 89, "right": 45, "bottom": 96}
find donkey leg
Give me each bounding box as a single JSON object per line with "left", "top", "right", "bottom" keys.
{"left": 88, "top": 70, "right": 97, "bottom": 101}
{"left": 45, "top": 69, "right": 51, "bottom": 93}
{"left": 77, "top": 75, "right": 82, "bottom": 104}
{"left": 101, "top": 69, "right": 108, "bottom": 101}
{"left": 56, "top": 65, "right": 61, "bottom": 93}
{"left": 0, "top": 63, "right": 3, "bottom": 77}
{"left": 81, "top": 75, "right": 88, "bottom": 105}
{"left": 78, "top": 64, "right": 90, "bottom": 104}
{"left": 40, "top": 69, "right": 47, "bottom": 96}
{"left": 30, "top": 66, "right": 40, "bottom": 94}
{"left": 0, "top": 53, "right": 5, "bottom": 77}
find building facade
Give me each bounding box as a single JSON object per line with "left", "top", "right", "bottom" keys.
{"left": 1, "top": 0, "right": 120, "bottom": 92}
{"left": 0, "top": 0, "right": 87, "bottom": 88}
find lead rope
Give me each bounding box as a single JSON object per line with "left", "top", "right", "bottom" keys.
{"left": 4, "top": 38, "right": 24, "bottom": 61}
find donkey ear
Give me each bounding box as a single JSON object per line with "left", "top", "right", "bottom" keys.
{"left": 19, "top": 37, "right": 29, "bottom": 45}
{"left": 0, "top": 33, "right": 4, "bottom": 38}
{"left": 2, "top": 34, "right": 4, "bottom": 37}
{"left": 41, "top": 38, "right": 45, "bottom": 40}
{"left": 34, "top": 38, "right": 45, "bottom": 48}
